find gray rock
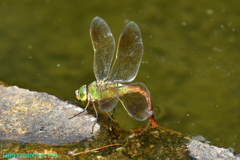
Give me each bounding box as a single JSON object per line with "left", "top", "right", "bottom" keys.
{"left": 187, "top": 139, "right": 240, "bottom": 160}
{"left": 0, "top": 85, "right": 100, "bottom": 144}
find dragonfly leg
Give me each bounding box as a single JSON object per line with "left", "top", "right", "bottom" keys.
{"left": 91, "top": 102, "right": 99, "bottom": 134}
{"left": 69, "top": 100, "right": 91, "bottom": 119}
{"left": 111, "top": 108, "right": 115, "bottom": 118}
{"left": 97, "top": 101, "right": 117, "bottom": 136}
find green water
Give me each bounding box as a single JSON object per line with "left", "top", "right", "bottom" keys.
{"left": 0, "top": 0, "right": 239, "bottom": 151}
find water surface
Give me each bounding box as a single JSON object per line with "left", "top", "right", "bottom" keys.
{"left": 0, "top": 0, "right": 239, "bottom": 150}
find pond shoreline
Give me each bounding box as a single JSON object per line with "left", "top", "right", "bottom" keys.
{"left": 0, "top": 81, "right": 239, "bottom": 159}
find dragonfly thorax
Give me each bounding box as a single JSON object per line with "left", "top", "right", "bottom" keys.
{"left": 88, "top": 81, "right": 125, "bottom": 102}
{"left": 76, "top": 84, "right": 87, "bottom": 102}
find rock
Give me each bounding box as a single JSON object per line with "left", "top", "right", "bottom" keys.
{"left": 187, "top": 139, "right": 240, "bottom": 160}
{"left": 0, "top": 85, "right": 100, "bottom": 144}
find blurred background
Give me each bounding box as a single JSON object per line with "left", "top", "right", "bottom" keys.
{"left": 0, "top": 0, "right": 239, "bottom": 150}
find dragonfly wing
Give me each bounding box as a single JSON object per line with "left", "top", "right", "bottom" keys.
{"left": 90, "top": 17, "right": 115, "bottom": 81}
{"left": 119, "top": 82, "right": 150, "bottom": 121}
{"left": 98, "top": 97, "right": 118, "bottom": 112}
{"left": 108, "top": 21, "right": 143, "bottom": 83}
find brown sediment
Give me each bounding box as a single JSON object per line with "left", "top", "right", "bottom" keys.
{"left": 0, "top": 81, "right": 9, "bottom": 87}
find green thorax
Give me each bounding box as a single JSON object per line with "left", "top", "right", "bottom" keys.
{"left": 88, "top": 81, "right": 128, "bottom": 101}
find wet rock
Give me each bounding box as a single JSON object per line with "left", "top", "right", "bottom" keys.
{"left": 0, "top": 85, "right": 100, "bottom": 144}
{"left": 124, "top": 127, "right": 191, "bottom": 159}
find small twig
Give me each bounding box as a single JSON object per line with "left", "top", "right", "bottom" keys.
{"left": 69, "top": 143, "right": 122, "bottom": 156}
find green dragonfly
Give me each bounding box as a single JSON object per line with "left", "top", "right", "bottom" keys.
{"left": 74, "top": 16, "right": 159, "bottom": 133}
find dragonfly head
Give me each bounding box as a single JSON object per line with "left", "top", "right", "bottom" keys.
{"left": 75, "top": 85, "right": 87, "bottom": 102}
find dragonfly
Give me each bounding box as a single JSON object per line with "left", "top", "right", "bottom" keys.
{"left": 73, "top": 16, "right": 159, "bottom": 133}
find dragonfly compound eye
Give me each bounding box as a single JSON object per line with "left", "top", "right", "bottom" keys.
{"left": 75, "top": 90, "right": 79, "bottom": 99}
{"left": 79, "top": 85, "right": 87, "bottom": 101}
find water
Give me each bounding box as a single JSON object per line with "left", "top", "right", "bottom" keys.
{"left": 0, "top": 0, "right": 239, "bottom": 150}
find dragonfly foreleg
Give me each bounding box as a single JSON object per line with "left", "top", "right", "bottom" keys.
{"left": 69, "top": 100, "right": 91, "bottom": 119}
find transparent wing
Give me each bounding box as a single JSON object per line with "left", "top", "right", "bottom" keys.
{"left": 108, "top": 21, "right": 143, "bottom": 83}
{"left": 90, "top": 16, "right": 115, "bottom": 81}
{"left": 98, "top": 97, "right": 118, "bottom": 112}
{"left": 95, "top": 82, "right": 150, "bottom": 121}
{"left": 119, "top": 82, "right": 150, "bottom": 121}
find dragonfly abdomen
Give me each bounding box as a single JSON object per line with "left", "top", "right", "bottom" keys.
{"left": 125, "top": 85, "right": 150, "bottom": 101}
{"left": 125, "top": 85, "right": 158, "bottom": 126}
